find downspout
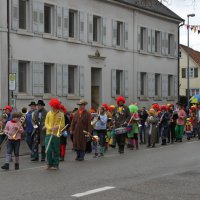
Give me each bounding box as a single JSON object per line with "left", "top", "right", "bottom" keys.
{"left": 7, "top": 0, "right": 10, "bottom": 105}
{"left": 178, "top": 20, "right": 185, "bottom": 102}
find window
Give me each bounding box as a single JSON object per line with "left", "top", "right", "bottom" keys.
{"left": 190, "top": 89, "right": 200, "bottom": 96}
{"left": 168, "top": 75, "right": 173, "bottom": 96}
{"left": 19, "top": 0, "right": 27, "bottom": 29}
{"left": 140, "top": 27, "right": 147, "bottom": 51}
{"left": 116, "top": 70, "right": 123, "bottom": 95}
{"left": 141, "top": 72, "right": 146, "bottom": 96}
{"left": 93, "top": 15, "right": 101, "bottom": 42}
{"left": 182, "top": 68, "right": 186, "bottom": 78}
{"left": 155, "top": 74, "right": 161, "bottom": 96}
{"left": 117, "top": 21, "right": 123, "bottom": 47}
{"left": 168, "top": 34, "right": 174, "bottom": 56}
{"left": 44, "top": 63, "right": 52, "bottom": 93}
{"left": 194, "top": 68, "right": 198, "bottom": 78}
{"left": 44, "top": 5, "right": 52, "bottom": 34}
{"left": 68, "top": 65, "right": 77, "bottom": 94}
{"left": 18, "top": 61, "right": 27, "bottom": 93}
{"left": 69, "top": 10, "right": 77, "bottom": 38}
{"left": 155, "top": 31, "right": 161, "bottom": 53}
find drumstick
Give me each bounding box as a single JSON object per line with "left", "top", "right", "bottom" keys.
{"left": 61, "top": 124, "right": 69, "bottom": 132}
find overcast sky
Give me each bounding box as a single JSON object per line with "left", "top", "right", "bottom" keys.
{"left": 162, "top": 0, "right": 200, "bottom": 51}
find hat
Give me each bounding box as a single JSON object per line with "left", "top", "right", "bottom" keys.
{"left": 102, "top": 103, "right": 109, "bottom": 111}
{"left": 49, "top": 98, "right": 61, "bottom": 110}
{"left": 28, "top": 101, "right": 37, "bottom": 106}
{"left": 4, "top": 105, "right": 12, "bottom": 112}
{"left": 77, "top": 99, "right": 88, "bottom": 106}
{"left": 161, "top": 105, "right": 167, "bottom": 111}
{"left": 60, "top": 104, "right": 67, "bottom": 113}
{"left": 37, "top": 100, "right": 45, "bottom": 106}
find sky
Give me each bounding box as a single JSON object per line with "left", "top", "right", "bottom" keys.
{"left": 162, "top": 0, "right": 200, "bottom": 51}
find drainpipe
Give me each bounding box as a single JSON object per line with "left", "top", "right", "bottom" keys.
{"left": 178, "top": 20, "right": 185, "bottom": 102}
{"left": 7, "top": 0, "right": 10, "bottom": 105}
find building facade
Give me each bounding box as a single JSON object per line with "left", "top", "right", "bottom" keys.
{"left": 179, "top": 44, "right": 200, "bottom": 97}
{"left": 0, "top": 0, "right": 182, "bottom": 111}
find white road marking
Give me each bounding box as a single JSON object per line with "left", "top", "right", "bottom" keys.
{"left": 71, "top": 186, "right": 116, "bottom": 197}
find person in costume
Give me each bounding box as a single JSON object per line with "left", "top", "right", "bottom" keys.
{"left": 139, "top": 107, "right": 148, "bottom": 144}
{"left": 59, "top": 104, "right": 70, "bottom": 161}
{"left": 109, "top": 105, "right": 116, "bottom": 148}
{"left": 168, "top": 104, "right": 178, "bottom": 144}
{"left": 70, "top": 99, "right": 92, "bottom": 161}
{"left": 25, "top": 101, "right": 37, "bottom": 156}
{"left": 93, "top": 106, "right": 108, "bottom": 157}
{"left": 175, "top": 103, "right": 186, "bottom": 142}
{"left": 45, "top": 98, "right": 65, "bottom": 170}
{"left": 190, "top": 105, "right": 197, "bottom": 138}
{"left": 159, "top": 105, "right": 170, "bottom": 145}
{"left": 102, "top": 103, "right": 112, "bottom": 151}
{"left": 196, "top": 105, "right": 200, "bottom": 140}
{"left": 112, "top": 96, "right": 131, "bottom": 154}
{"left": 31, "top": 100, "right": 47, "bottom": 162}
{"left": 128, "top": 104, "right": 140, "bottom": 150}
{"left": 1, "top": 112, "right": 24, "bottom": 170}
{"left": 185, "top": 118, "right": 193, "bottom": 140}
{"left": 0, "top": 106, "right": 12, "bottom": 149}
{"left": 151, "top": 103, "right": 160, "bottom": 143}
{"left": 146, "top": 108, "right": 158, "bottom": 148}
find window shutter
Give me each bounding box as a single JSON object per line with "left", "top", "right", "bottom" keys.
{"left": 62, "top": 8, "right": 69, "bottom": 39}
{"left": 12, "top": 59, "right": 18, "bottom": 94}
{"left": 137, "top": 72, "right": 141, "bottom": 97}
{"left": 79, "top": 11, "right": 84, "bottom": 42}
{"left": 162, "top": 74, "right": 168, "bottom": 98}
{"left": 62, "top": 64, "right": 68, "bottom": 96}
{"left": 174, "top": 75, "right": 178, "bottom": 97}
{"left": 88, "top": 14, "right": 93, "bottom": 43}
{"left": 124, "top": 22, "right": 128, "bottom": 49}
{"left": 148, "top": 73, "right": 155, "bottom": 97}
{"left": 161, "top": 32, "right": 165, "bottom": 55}
{"left": 38, "top": 62, "right": 44, "bottom": 95}
{"left": 32, "top": 62, "right": 40, "bottom": 95}
{"left": 147, "top": 29, "right": 152, "bottom": 53}
{"left": 137, "top": 26, "right": 141, "bottom": 50}
{"left": 174, "top": 35, "right": 177, "bottom": 57}
{"left": 151, "top": 30, "right": 155, "bottom": 53}
{"left": 79, "top": 66, "right": 84, "bottom": 97}
{"left": 112, "top": 20, "right": 117, "bottom": 47}
{"left": 12, "top": 0, "right": 19, "bottom": 30}
{"left": 124, "top": 70, "right": 129, "bottom": 98}
{"left": 111, "top": 69, "right": 116, "bottom": 98}
{"left": 56, "top": 64, "right": 63, "bottom": 96}
{"left": 38, "top": 2, "right": 44, "bottom": 33}
{"left": 102, "top": 17, "right": 106, "bottom": 45}
{"left": 33, "top": 0, "right": 39, "bottom": 33}
{"left": 57, "top": 6, "right": 62, "bottom": 38}
{"left": 165, "top": 33, "right": 168, "bottom": 55}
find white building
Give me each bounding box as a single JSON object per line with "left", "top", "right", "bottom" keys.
{"left": 179, "top": 44, "right": 200, "bottom": 97}
{"left": 0, "top": 0, "right": 183, "bottom": 111}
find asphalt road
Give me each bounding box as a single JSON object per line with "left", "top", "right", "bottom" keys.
{"left": 0, "top": 140, "right": 200, "bottom": 200}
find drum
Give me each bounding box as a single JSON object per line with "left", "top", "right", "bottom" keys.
{"left": 115, "top": 127, "right": 127, "bottom": 135}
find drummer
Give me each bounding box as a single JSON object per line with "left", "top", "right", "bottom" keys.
{"left": 112, "top": 96, "right": 131, "bottom": 154}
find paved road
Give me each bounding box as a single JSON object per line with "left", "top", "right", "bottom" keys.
{"left": 0, "top": 139, "right": 200, "bottom": 200}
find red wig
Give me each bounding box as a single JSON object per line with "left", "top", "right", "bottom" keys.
{"left": 4, "top": 105, "right": 12, "bottom": 112}
{"left": 116, "top": 96, "right": 126, "bottom": 105}
{"left": 60, "top": 104, "right": 67, "bottom": 113}
{"left": 161, "top": 105, "right": 167, "bottom": 111}
{"left": 102, "top": 103, "right": 109, "bottom": 111}
{"left": 152, "top": 104, "right": 160, "bottom": 111}
{"left": 49, "top": 98, "right": 61, "bottom": 110}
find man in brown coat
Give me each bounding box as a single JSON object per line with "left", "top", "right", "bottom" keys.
{"left": 70, "top": 100, "right": 92, "bottom": 161}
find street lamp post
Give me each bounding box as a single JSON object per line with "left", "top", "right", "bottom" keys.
{"left": 187, "top": 13, "right": 195, "bottom": 110}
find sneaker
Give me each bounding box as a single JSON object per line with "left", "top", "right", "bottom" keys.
{"left": 51, "top": 166, "right": 58, "bottom": 170}
{"left": 93, "top": 153, "right": 98, "bottom": 158}
{"left": 46, "top": 165, "right": 52, "bottom": 170}
{"left": 1, "top": 163, "right": 9, "bottom": 170}
{"left": 31, "top": 158, "right": 39, "bottom": 161}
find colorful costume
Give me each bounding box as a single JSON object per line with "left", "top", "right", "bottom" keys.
{"left": 185, "top": 119, "right": 193, "bottom": 140}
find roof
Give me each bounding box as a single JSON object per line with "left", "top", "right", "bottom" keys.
{"left": 180, "top": 44, "right": 200, "bottom": 66}
{"left": 114, "top": 0, "right": 183, "bottom": 21}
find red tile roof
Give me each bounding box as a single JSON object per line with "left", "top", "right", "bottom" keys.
{"left": 180, "top": 44, "right": 200, "bottom": 66}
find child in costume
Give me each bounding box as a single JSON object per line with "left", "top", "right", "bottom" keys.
{"left": 147, "top": 108, "right": 158, "bottom": 148}
{"left": 185, "top": 118, "right": 193, "bottom": 140}
{"left": 1, "top": 112, "right": 24, "bottom": 170}
{"left": 45, "top": 98, "right": 65, "bottom": 170}
{"left": 190, "top": 105, "right": 197, "bottom": 137}
{"left": 127, "top": 104, "right": 140, "bottom": 150}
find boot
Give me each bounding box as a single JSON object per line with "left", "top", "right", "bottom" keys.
{"left": 15, "top": 163, "right": 19, "bottom": 170}
{"left": 1, "top": 163, "right": 9, "bottom": 170}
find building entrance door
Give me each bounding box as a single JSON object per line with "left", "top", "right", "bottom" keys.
{"left": 91, "top": 68, "right": 102, "bottom": 110}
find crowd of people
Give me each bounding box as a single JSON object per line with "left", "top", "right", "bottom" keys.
{"left": 0, "top": 96, "right": 199, "bottom": 171}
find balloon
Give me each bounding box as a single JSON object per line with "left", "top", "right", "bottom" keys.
{"left": 129, "top": 105, "right": 138, "bottom": 113}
